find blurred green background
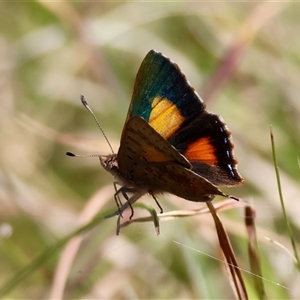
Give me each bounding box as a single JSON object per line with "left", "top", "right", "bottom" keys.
{"left": 0, "top": 1, "right": 300, "bottom": 299}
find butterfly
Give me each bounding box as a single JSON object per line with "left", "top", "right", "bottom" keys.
{"left": 97, "top": 49, "right": 244, "bottom": 219}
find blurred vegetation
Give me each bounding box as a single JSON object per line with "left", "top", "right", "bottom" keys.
{"left": 0, "top": 1, "right": 300, "bottom": 299}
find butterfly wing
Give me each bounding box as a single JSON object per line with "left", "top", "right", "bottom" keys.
{"left": 118, "top": 116, "right": 190, "bottom": 171}
{"left": 123, "top": 50, "right": 201, "bottom": 140}
{"left": 118, "top": 116, "right": 226, "bottom": 201}
{"left": 124, "top": 50, "right": 243, "bottom": 186}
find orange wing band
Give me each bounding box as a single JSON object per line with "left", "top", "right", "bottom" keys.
{"left": 184, "top": 137, "right": 217, "bottom": 165}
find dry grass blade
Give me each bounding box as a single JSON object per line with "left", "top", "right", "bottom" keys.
{"left": 245, "top": 206, "right": 266, "bottom": 299}
{"left": 116, "top": 203, "right": 160, "bottom": 234}
{"left": 118, "top": 198, "right": 247, "bottom": 231}
{"left": 206, "top": 201, "right": 248, "bottom": 300}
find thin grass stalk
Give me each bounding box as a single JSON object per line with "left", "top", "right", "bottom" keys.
{"left": 270, "top": 126, "right": 300, "bottom": 270}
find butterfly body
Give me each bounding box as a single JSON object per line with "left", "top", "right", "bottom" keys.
{"left": 100, "top": 50, "right": 243, "bottom": 215}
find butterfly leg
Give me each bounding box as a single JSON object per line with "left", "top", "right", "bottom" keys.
{"left": 113, "top": 182, "right": 125, "bottom": 216}
{"left": 114, "top": 190, "right": 143, "bottom": 235}
{"left": 112, "top": 183, "right": 143, "bottom": 219}
{"left": 116, "top": 186, "right": 141, "bottom": 219}
{"left": 115, "top": 186, "right": 134, "bottom": 218}
{"left": 115, "top": 192, "right": 143, "bottom": 235}
{"left": 113, "top": 183, "right": 139, "bottom": 218}
{"left": 151, "top": 194, "right": 163, "bottom": 214}
{"left": 116, "top": 214, "right": 121, "bottom": 235}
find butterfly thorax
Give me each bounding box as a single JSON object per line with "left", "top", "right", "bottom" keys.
{"left": 100, "top": 154, "right": 142, "bottom": 190}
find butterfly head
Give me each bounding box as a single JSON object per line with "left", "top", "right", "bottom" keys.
{"left": 99, "top": 154, "right": 119, "bottom": 177}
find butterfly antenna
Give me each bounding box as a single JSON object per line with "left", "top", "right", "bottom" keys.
{"left": 66, "top": 152, "right": 101, "bottom": 158}
{"left": 80, "top": 95, "right": 114, "bottom": 154}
